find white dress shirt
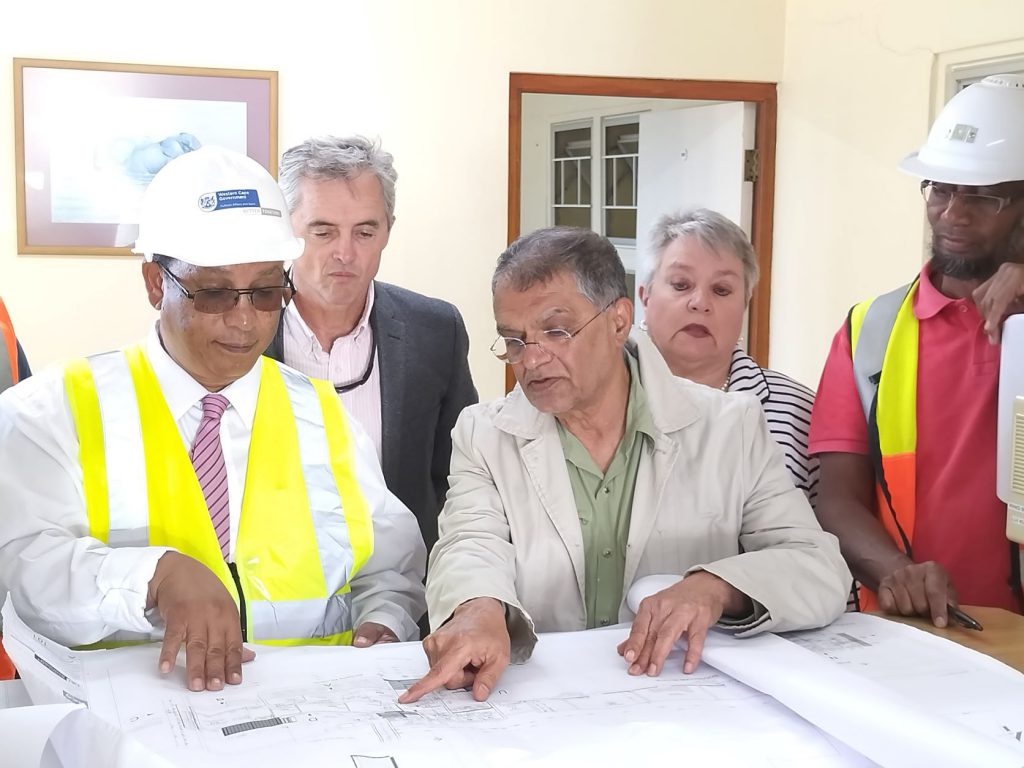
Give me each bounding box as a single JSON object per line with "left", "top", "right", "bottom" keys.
{"left": 149, "top": 330, "right": 260, "bottom": 562}
{"left": 282, "top": 285, "right": 383, "bottom": 463}
{"left": 0, "top": 328, "right": 426, "bottom": 646}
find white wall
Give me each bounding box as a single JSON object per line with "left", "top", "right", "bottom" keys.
{"left": 0, "top": 0, "right": 785, "bottom": 400}
{"left": 772, "top": 1, "right": 1024, "bottom": 388}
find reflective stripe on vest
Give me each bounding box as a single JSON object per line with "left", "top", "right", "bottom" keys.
{"left": 848, "top": 280, "right": 919, "bottom": 610}
{"left": 0, "top": 298, "right": 20, "bottom": 392}
{"left": 63, "top": 346, "right": 374, "bottom": 646}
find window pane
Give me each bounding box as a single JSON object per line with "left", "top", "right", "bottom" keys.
{"left": 553, "top": 161, "right": 562, "bottom": 204}
{"left": 604, "top": 122, "right": 639, "bottom": 156}
{"left": 555, "top": 207, "right": 591, "bottom": 229}
{"left": 605, "top": 157, "right": 636, "bottom": 208}
{"left": 605, "top": 208, "right": 637, "bottom": 240}
{"left": 554, "top": 127, "right": 591, "bottom": 159}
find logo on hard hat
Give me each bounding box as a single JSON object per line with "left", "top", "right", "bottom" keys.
{"left": 197, "top": 189, "right": 261, "bottom": 212}
{"left": 946, "top": 124, "right": 978, "bottom": 144}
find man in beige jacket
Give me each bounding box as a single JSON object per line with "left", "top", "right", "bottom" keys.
{"left": 401, "top": 227, "right": 850, "bottom": 704}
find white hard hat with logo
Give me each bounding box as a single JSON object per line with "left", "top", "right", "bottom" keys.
{"left": 132, "top": 146, "right": 304, "bottom": 267}
{"left": 900, "top": 74, "right": 1024, "bottom": 186}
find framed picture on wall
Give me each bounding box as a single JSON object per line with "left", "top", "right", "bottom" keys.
{"left": 14, "top": 58, "right": 278, "bottom": 256}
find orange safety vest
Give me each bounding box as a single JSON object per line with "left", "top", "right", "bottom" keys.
{"left": 0, "top": 296, "right": 19, "bottom": 678}
{"left": 0, "top": 296, "right": 19, "bottom": 390}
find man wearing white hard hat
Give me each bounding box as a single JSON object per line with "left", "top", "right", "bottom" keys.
{"left": 809, "top": 75, "right": 1024, "bottom": 624}
{"left": 0, "top": 146, "right": 426, "bottom": 691}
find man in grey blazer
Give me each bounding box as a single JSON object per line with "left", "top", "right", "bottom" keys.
{"left": 266, "top": 136, "right": 477, "bottom": 561}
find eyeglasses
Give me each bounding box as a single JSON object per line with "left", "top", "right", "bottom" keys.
{"left": 920, "top": 181, "right": 1020, "bottom": 216}
{"left": 159, "top": 265, "right": 295, "bottom": 314}
{"left": 490, "top": 299, "right": 615, "bottom": 364}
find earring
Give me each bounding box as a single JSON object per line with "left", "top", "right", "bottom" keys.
{"left": 639, "top": 319, "right": 648, "bottom": 332}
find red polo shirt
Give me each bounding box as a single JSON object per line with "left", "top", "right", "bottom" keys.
{"left": 809, "top": 264, "right": 1019, "bottom": 611}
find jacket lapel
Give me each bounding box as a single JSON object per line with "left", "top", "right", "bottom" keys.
{"left": 494, "top": 388, "right": 588, "bottom": 601}
{"left": 372, "top": 283, "right": 406, "bottom": 486}
{"left": 623, "top": 332, "right": 698, "bottom": 588}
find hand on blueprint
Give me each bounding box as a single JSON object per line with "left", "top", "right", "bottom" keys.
{"left": 147, "top": 552, "right": 255, "bottom": 692}
{"left": 876, "top": 560, "right": 956, "bottom": 627}
{"left": 398, "top": 597, "right": 510, "bottom": 704}
{"left": 973, "top": 262, "right": 1024, "bottom": 343}
{"left": 617, "top": 571, "right": 746, "bottom": 676}
{"left": 352, "top": 622, "right": 399, "bottom": 647}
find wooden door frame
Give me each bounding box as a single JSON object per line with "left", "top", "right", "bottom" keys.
{"left": 506, "top": 72, "right": 777, "bottom": 392}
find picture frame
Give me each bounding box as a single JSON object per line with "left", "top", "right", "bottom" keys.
{"left": 14, "top": 58, "right": 278, "bottom": 256}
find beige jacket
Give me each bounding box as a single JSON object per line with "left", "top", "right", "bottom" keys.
{"left": 427, "top": 332, "right": 850, "bottom": 659}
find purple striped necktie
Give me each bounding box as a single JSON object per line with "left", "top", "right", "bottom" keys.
{"left": 191, "top": 394, "right": 231, "bottom": 559}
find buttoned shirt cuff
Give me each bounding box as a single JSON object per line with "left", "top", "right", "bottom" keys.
{"left": 95, "top": 547, "right": 173, "bottom": 634}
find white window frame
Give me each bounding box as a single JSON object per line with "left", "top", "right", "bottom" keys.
{"left": 944, "top": 55, "right": 1024, "bottom": 97}
{"left": 548, "top": 113, "right": 641, "bottom": 242}
{"left": 550, "top": 119, "right": 593, "bottom": 229}
{"left": 601, "top": 113, "right": 640, "bottom": 246}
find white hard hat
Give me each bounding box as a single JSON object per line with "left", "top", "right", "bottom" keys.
{"left": 132, "top": 146, "right": 304, "bottom": 267}
{"left": 899, "top": 74, "right": 1024, "bottom": 186}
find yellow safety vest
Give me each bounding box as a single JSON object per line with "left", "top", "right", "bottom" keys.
{"left": 848, "top": 280, "right": 920, "bottom": 610}
{"left": 63, "top": 345, "right": 374, "bottom": 646}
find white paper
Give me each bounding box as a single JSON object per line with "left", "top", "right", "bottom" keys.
{"left": 703, "top": 623, "right": 1024, "bottom": 768}
{"left": 0, "top": 703, "right": 81, "bottom": 768}
{"left": 0, "top": 679, "right": 31, "bottom": 709}
{"left": 6, "top": 592, "right": 1024, "bottom": 768}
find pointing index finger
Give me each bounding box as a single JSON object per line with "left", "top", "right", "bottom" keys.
{"left": 398, "top": 651, "right": 470, "bottom": 704}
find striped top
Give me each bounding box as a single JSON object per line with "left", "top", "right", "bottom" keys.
{"left": 726, "top": 348, "right": 820, "bottom": 509}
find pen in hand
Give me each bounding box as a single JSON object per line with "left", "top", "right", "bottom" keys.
{"left": 946, "top": 604, "right": 984, "bottom": 632}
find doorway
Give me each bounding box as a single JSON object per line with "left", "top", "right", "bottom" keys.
{"left": 507, "top": 73, "right": 777, "bottom": 392}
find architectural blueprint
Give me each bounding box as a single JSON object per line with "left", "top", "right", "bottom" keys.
{"left": 4, "top": 596, "right": 1024, "bottom": 768}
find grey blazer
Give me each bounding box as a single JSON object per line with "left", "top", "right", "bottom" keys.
{"left": 266, "top": 281, "right": 478, "bottom": 553}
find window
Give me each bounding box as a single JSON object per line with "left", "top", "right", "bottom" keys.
{"left": 603, "top": 117, "right": 639, "bottom": 242}
{"left": 945, "top": 57, "right": 1024, "bottom": 96}
{"left": 551, "top": 114, "right": 640, "bottom": 243}
{"left": 552, "top": 123, "right": 591, "bottom": 229}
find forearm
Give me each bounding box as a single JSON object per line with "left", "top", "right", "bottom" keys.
{"left": 0, "top": 414, "right": 166, "bottom": 645}
{"left": 815, "top": 498, "right": 911, "bottom": 591}
{"left": 1, "top": 534, "right": 166, "bottom": 645}
{"left": 350, "top": 498, "right": 428, "bottom": 642}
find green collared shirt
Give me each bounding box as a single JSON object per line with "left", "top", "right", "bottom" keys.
{"left": 556, "top": 354, "right": 656, "bottom": 628}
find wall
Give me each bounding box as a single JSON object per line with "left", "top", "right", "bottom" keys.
{"left": 0, "top": 0, "right": 785, "bottom": 400}
{"left": 773, "top": 0, "right": 1024, "bottom": 387}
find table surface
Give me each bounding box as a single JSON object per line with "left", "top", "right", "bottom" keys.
{"left": 883, "top": 605, "right": 1024, "bottom": 672}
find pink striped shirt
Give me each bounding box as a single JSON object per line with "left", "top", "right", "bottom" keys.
{"left": 282, "top": 285, "right": 383, "bottom": 463}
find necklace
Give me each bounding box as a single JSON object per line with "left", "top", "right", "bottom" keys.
{"left": 720, "top": 373, "right": 731, "bottom": 392}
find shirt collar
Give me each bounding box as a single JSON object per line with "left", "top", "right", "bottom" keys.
{"left": 286, "top": 282, "right": 376, "bottom": 354}
{"left": 914, "top": 261, "right": 962, "bottom": 320}
{"left": 145, "top": 325, "right": 261, "bottom": 428}
{"left": 623, "top": 351, "right": 658, "bottom": 441}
